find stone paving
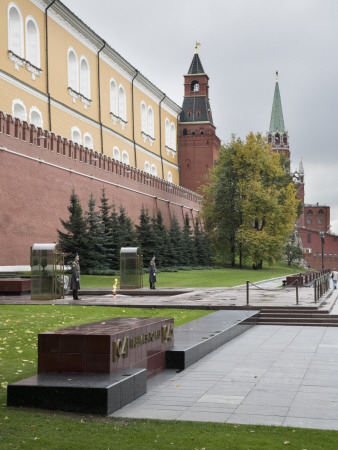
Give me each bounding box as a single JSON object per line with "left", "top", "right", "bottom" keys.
{"left": 112, "top": 324, "right": 338, "bottom": 430}
{"left": 1, "top": 276, "right": 336, "bottom": 310}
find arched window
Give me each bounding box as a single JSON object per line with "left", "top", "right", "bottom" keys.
{"left": 167, "top": 171, "right": 172, "bottom": 183}
{"left": 275, "top": 133, "right": 280, "bottom": 143}
{"left": 147, "top": 106, "right": 154, "bottom": 138}
{"left": 151, "top": 164, "right": 157, "bottom": 176}
{"left": 122, "top": 150, "right": 129, "bottom": 165}
{"left": 144, "top": 161, "right": 150, "bottom": 173}
{"left": 268, "top": 134, "right": 272, "bottom": 143}
{"left": 29, "top": 107, "right": 43, "bottom": 128}
{"left": 307, "top": 209, "right": 314, "bottom": 215}
{"left": 141, "top": 102, "right": 147, "bottom": 133}
{"left": 12, "top": 99, "right": 27, "bottom": 121}
{"left": 80, "top": 56, "right": 90, "bottom": 98}
{"left": 118, "top": 85, "right": 126, "bottom": 121}
{"left": 170, "top": 123, "right": 176, "bottom": 151}
{"left": 191, "top": 80, "right": 199, "bottom": 92}
{"left": 113, "top": 146, "right": 120, "bottom": 161}
{"left": 165, "top": 118, "right": 170, "bottom": 146}
{"left": 83, "top": 133, "right": 93, "bottom": 149}
{"left": 8, "top": 3, "right": 24, "bottom": 57}
{"left": 67, "top": 48, "right": 78, "bottom": 91}
{"left": 71, "top": 127, "right": 82, "bottom": 145}
{"left": 283, "top": 134, "right": 287, "bottom": 144}
{"left": 318, "top": 217, "right": 323, "bottom": 225}
{"left": 307, "top": 217, "right": 312, "bottom": 225}
{"left": 318, "top": 209, "right": 324, "bottom": 215}
{"left": 183, "top": 128, "right": 187, "bottom": 136}
{"left": 25, "top": 16, "right": 40, "bottom": 67}
{"left": 110, "top": 79, "right": 118, "bottom": 115}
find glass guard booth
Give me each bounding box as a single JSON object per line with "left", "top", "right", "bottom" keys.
{"left": 120, "top": 247, "right": 143, "bottom": 289}
{"left": 31, "top": 243, "right": 66, "bottom": 300}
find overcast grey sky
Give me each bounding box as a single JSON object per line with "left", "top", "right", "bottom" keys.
{"left": 62, "top": 0, "right": 338, "bottom": 233}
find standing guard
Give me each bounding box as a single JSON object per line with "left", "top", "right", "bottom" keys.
{"left": 70, "top": 253, "right": 81, "bottom": 300}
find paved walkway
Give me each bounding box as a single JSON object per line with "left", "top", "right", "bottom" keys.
{"left": 1, "top": 277, "right": 337, "bottom": 310}
{"left": 112, "top": 324, "right": 338, "bottom": 430}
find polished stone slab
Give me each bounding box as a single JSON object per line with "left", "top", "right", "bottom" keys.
{"left": 38, "top": 317, "right": 174, "bottom": 377}
{"left": 7, "top": 369, "right": 146, "bottom": 415}
{"left": 166, "top": 310, "right": 259, "bottom": 370}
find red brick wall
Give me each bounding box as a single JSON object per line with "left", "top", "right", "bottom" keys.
{"left": 298, "top": 227, "right": 338, "bottom": 270}
{"left": 0, "top": 113, "right": 201, "bottom": 266}
{"left": 179, "top": 123, "right": 220, "bottom": 192}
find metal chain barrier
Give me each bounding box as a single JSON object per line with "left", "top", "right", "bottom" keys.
{"left": 246, "top": 273, "right": 331, "bottom": 306}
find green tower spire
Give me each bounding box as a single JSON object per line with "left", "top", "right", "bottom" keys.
{"left": 269, "top": 71, "right": 285, "bottom": 133}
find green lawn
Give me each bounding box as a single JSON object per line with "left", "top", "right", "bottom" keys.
{"left": 2, "top": 268, "right": 337, "bottom": 449}
{"left": 82, "top": 261, "right": 301, "bottom": 288}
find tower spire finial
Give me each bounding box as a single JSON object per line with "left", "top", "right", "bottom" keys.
{"left": 276, "top": 70, "right": 279, "bottom": 83}
{"left": 195, "top": 42, "right": 201, "bottom": 54}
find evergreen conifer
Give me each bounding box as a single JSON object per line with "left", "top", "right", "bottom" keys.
{"left": 57, "top": 190, "right": 89, "bottom": 270}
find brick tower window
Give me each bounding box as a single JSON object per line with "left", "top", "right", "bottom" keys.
{"left": 196, "top": 109, "right": 201, "bottom": 117}
{"left": 191, "top": 80, "right": 199, "bottom": 92}
{"left": 183, "top": 128, "right": 187, "bottom": 136}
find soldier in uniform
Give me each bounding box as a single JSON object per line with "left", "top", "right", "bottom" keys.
{"left": 70, "top": 253, "right": 80, "bottom": 300}
{"left": 149, "top": 255, "right": 156, "bottom": 289}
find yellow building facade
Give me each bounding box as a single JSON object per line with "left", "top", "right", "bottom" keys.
{"left": 0, "top": 0, "right": 181, "bottom": 184}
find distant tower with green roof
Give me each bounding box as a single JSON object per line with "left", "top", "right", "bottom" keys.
{"left": 267, "top": 71, "right": 290, "bottom": 161}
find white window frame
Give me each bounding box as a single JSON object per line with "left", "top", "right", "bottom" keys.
{"left": 79, "top": 55, "right": 90, "bottom": 100}
{"left": 113, "top": 146, "right": 121, "bottom": 161}
{"left": 118, "top": 84, "right": 126, "bottom": 121}
{"left": 71, "top": 126, "right": 82, "bottom": 145}
{"left": 12, "top": 98, "right": 27, "bottom": 121}
{"left": 122, "top": 150, "right": 129, "bottom": 165}
{"left": 151, "top": 164, "right": 157, "bottom": 177}
{"left": 141, "top": 102, "right": 147, "bottom": 133}
{"left": 67, "top": 48, "right": 79, "bottom": 92}
{"left": 170, "top": 122, "right": 176, "bottom": 151}
{"left": 110, "top": 78, "right": 118, "bottom": 116}
{"left": 165, "top": 118, "right": 170, "bottom": 147}
{"left": 83, "top": 132, "right": 93, "bottom": 149}
{"left": 8, "top": 3, "right": 24, "bottom": 58}
{"left": 144, "top": 161, "right": 150, "bottom": 174}
{"left": 25, "top": 16, "right": 40, "bottom": 68}
{"left": 29, "top": 106, "right": 43, "bottom": 129}
{"left": 147, "top": 106, "right": 154, "bottom": 138}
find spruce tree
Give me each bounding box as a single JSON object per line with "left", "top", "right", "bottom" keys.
{"left": 135, "top": 206, "right": 156, "bottom": 266}
{"left": 57, "top": 190, "right": 89, "bottom": 270}
{"left": 85, "top": 193, "right": 107, "bottom": 271}
{"left": 182, "top": 213, "right": 197, "bottom": 266}
{"left": 98, "top": 189, "right": 115, "bottom": 270}
{"left": 193, "top": 216, "right": 210, "bottom": 266}
{"left": 151, "top": 210, "right": 170, "bottom": 268}
{"left": 168, "top": 215, "right": 185, "bottom": 267}
{"left": 118, "top": 205, "right": 137, "bottom": 248}
{"left": 109, "top": 204, "right": 121, "bottom": 270}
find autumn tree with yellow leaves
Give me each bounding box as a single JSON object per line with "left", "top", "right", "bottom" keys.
{"left": 201, "top": 133, "right": 299, "bottom": 269}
